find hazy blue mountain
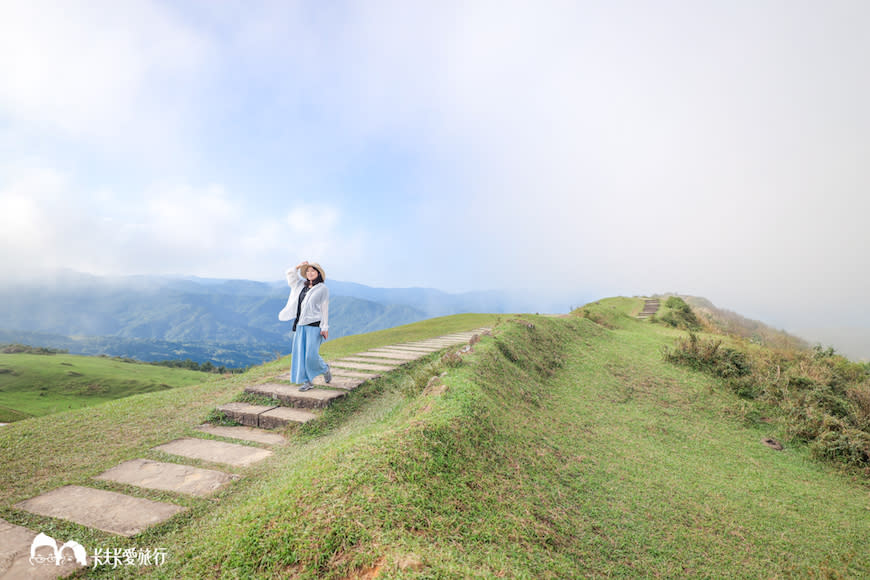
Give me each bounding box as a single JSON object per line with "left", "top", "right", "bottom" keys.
{"left": 0, "top": 271, "right": 507, "bottom": 366}
{"left": 0, "top": 328, "right": 280, "bottom": 368}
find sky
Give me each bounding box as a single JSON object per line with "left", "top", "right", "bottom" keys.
{"left": 1, "top": 1, "right": 869, "bottom": 358}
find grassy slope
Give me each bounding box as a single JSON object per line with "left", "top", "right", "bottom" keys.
{"left": 319, "top": 313, "right": 503, "bottom": 358}
{"left": 2, "top": 307, "right": 869, "bottom": 578}
{"left": 0, "top": 315, "right": 502, "bottom": 552}
{"left": 0, "top": 353, "right": 208, "bottom": 422}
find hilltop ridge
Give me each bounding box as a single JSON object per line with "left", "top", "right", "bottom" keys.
{"left": 1, "top": 302, "right": 868, "bottom": 578}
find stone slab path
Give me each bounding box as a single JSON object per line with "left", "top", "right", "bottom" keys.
{"left": 8, "top": 327, "right": 489, "bottom": 557}
{"left": 154, "top": 438, "right": 273, "bottom": 467}
{"left": 351, "top": 350, "right": 421, "bottom": 361}
{"left": 95, "top": 459, "right": 237, "bottom": 497}
{"left": 233, "top": 328, "right": 490, "bottom": 428}
{"left": 214, "top": 402, "right": 278, "bottom": 427}
{"left": 371, "top": 346, "right": 435, "bottom": 353}
{"left": 320, "top": 368, "right": 380, "bottom": 379}
{"left": 14, "top": 486, "right": 187, "bottom": 538}
{"left": 637, "top": 298, "right": 661, "bottom": 319}
{"left": 328, "top": 360, "right": 397, "bottom": 372}
{"left": 259, "top": 407, "right": 319, "bottom": 429}
{"left": 196, "top": 423, "right": 286, "bottom": 445}
{"left": 339, "top": 356, "right": 407, "bottom": 365}
{"left": 0, "top": 518, "right": 86, "bottom": 579}
{"left": 244, "top": 382, "right": 346, "bottom": 408}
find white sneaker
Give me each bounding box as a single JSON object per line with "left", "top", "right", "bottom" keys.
{"left": 324, "top": 365, "right": 332, "bottom": 383}
{"left": 299, "top": 381, "right": 313, "bottom": 392}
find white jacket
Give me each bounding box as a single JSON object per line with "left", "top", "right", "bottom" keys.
{"left": 278, "top": 269, "right": 329, "bottom": 331}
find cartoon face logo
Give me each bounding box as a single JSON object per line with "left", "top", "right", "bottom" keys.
{"left": 29, "top": 532, "right": 88, "bottom": 566}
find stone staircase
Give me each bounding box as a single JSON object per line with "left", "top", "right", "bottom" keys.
{"left": 2, "top": 328, "right": 488, "bottom": 578}
{"left": 636, "top": 298, "right": 660, "bottom": 319}
{"left": 215, "top": 330, "right": 488, "bottom": 428}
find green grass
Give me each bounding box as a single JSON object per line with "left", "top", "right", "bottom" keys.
{"left": 0, "top": 315, "right": 494, "bottom": 506}
{"left": 2, "top": 306, "right": 868, "bottom": 578}
{"left": 0, "top": 353, "right": 209, "bottom": 421}
{"left": 320, "top": 313, "right": 502, "bottom": 358}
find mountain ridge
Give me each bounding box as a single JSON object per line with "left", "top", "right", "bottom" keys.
{"left": 0, "top": 271, "right": 518, "bottom": 366}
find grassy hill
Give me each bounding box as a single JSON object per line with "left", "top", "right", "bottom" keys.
{"left": 0, "top": 351, "right": 210, "bottom": 422}
{"left": 1, "top": 306, "right": 868, "bottom": 578}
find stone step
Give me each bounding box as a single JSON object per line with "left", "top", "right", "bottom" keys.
{"left": 15, "top": 485, "right": 187, "bottom": 537}
{"left": 312, "top": 374, "right": 365, "bottom": 390}
{"left": 260, "top": 407, "right": 320, "bottom": 429}
{"left": 367, "top": 347, "right": 433, "bottom": 356}
{"left": 218, "top": 402, "right": 277, "bottom": 427}
{"left": 329, "top": 368, "right": 381, "bottom": 379}
{"left": 0, "top": 518, "right": 88, "bottom": 578}
{"left": 196, "top": 423, "right": 286, "bottom": 445}
{"left": 374, "top": 345, "right": 439, "bottom": 353}
{"left": 244, "top": 382, "right": 346, "bottom": 409}
{"left": 637, "top": 300, "right": 660, "bottom": 318}
{"left": 409, "top": 339, "right": 459, "bottom": 346}
{"left": 329, "top": 360, "right": 397, "bottom": 372}
{"left": 217, "top": 401, "right": 319, "bottom": 428}
{"left": 352, "top": 350, "right": 423, "bottom": 361}
{"left": 277, "top": 369, "right": 379, "bottom": 382}
{"left": 154, "top": 437, "right": 273, "bottom": 467}
{"left": 338, "top": 356, "right": 411, "bottom": 365}
{"left": 95, "top": 459, "right": 237, "bottom": 497}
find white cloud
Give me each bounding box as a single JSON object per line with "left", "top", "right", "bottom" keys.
{"left": 286, "top": 204, "right": 339, "bottom": 236}
{"left": 139, "top": 184, "right": 237, "bottom": 253}
{"left": 329, "top": 2, "right": 870, "bottom": 312}
{"left": 0, "top": 0, "right": 212, "bottom": 155}
{"left": 0, "top": 165, "right": 375, "bottom": 283}
{"left": 1, "top": 1, "right": 869, "bottom": 358}
{"left": 0, "top": 167, "right": 66, "bottom": 277}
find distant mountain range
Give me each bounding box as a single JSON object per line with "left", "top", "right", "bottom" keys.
{"left": 0, "top": 270, "right": 518, "bottom": 367}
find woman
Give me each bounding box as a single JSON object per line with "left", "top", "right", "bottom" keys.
{"left": 278, "top": 260, "right": 332, "bottom": 391}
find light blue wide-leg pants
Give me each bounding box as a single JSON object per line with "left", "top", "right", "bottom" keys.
{"left": 290, "top": 325, "right": 328, "bottom": 384}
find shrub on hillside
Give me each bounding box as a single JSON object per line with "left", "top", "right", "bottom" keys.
{"left": 847, "top": 386, "right": 870, "bottom": 431}
{"left": 811, "top": 429, "right": 870, "bottom": 468}
{"left": 664, "top": 330, "right": 870, "bottom": 471}
{"left": 1, "top": 344, "right": 68, "bottom": 355}
{"left": 655, "top": 297, "right": 701, "bottom": 330}
{"left": 662, "top": 332, "right": 750, "bottom": 380}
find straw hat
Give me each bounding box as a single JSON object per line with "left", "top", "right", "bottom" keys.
{"left": 298, "top": 262, "right": 326, "bottom": 281}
